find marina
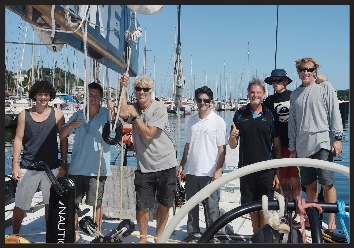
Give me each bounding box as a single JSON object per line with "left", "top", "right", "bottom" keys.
{"left": 4, "top": 109, "right": 350, "bottom": 243}
{"left": 4, "top": 5, "right": 350, "bottom": 244}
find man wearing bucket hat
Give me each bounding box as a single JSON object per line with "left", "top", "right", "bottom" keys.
{"left": 264, "top": 69, "right": 327, "bottom": 204}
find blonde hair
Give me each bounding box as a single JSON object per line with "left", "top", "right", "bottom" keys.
{"left": 133, "top": 75, "right": 154, "bottom": 91}
{"left": 295, "top": 57, "right": 320, "bottom": 69}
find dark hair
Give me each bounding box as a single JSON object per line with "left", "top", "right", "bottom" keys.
{"left": 28, "top": 80, "right": 56, "bottom": 100}
{"left": 88, "top": 82, "right": 103, "bottom": 97}
{"left": 195, "top": 86, "right": 213, "bottom": 100}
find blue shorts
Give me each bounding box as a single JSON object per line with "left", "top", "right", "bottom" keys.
{"left": 134, "top": 167, "right": 176, "bottom": 212}
{"left": 300, "top": 149, "right": 334, "bottom": 186}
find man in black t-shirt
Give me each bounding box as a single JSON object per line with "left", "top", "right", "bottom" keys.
{"left": 228, "top": 77, "right": 282, "bottom": 233}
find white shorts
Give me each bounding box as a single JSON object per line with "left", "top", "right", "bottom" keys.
{"left": 15, "top": 168, "right": 59, "bottom": 210}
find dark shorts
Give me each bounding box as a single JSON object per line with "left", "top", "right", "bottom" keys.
{"left": 134, "top": 167, "right": 176, "bottom": 212}
{"left": 300, "top": 148, "right": 334, "bottom": 186}
{"left": 281, "top": 147, "right": 299, "bottom": 178}
{"left": 68, "top": 175, "right": 107, "bottom": 206}
{"left": 240, "top": 169, "right": 275, "bottom": 205}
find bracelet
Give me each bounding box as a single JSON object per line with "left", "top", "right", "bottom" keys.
{"left": 12, "top": 161, "right": 19, "bottom": 164}
{"left": 61, "top": 160, "right": 67, "bottom": 164}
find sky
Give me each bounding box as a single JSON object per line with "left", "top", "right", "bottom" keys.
{"left": 5, "top": 5, "right": 350, "bottom": 100}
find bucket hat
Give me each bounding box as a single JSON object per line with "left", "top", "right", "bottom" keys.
{"left": 264, "top": 69, "right": 292, "bottom": 85}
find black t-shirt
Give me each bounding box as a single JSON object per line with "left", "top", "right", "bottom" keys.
{"left": 263, "top": 89, "right": 292, "bottom": 147}
{"left": 232, "top": 103, "right": 279, "bottom": 168}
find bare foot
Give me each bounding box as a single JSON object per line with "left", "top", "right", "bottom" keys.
{"left": 75, "top": 233, "right": 81, "bottom": 243}
{"left": 327, "top": 221, "right": 336, "bottom": 231}
{"left": 138, "top": 238, "right": 147, "bottom": 244}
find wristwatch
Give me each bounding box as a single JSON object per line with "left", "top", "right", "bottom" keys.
{"left": 131, "top": 114, "right": 140, "bottom": 122}
{"left": 334, "top": 135, "right": 342, "bottom": 141}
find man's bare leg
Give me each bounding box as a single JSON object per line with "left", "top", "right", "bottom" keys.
{"left": 12, "top": 207, "right": 25, "bottom": 234}
{"left": 93, "top": 205, "right": 103, "bottom": 231}
{"left": 305, "top": 181, "right": 318, "bottom": 202}
{"left": 323, "top": 184, "right": 337, "bottom": 231}
{"left": 136, "top": 210, "right": 149, "bottom": 243}
{"left": 250, "top": 211, "right": 260, "bottom": 233}
{"left": 74, "top": 212, "right": 80, "bottom": 242}
{"left": 154, "top": 203, "right": 170, "bottom": 243}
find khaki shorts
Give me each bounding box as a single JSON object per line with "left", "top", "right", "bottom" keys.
{"left": 15, "top": 168, "right": 59, "bottom": 210}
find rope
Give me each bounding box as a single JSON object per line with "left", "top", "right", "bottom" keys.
{"left": 119, "top": 136, "right": 125, "bottom": 222}
{"left": 93, "top": 137, "right": 104, "bottom": 226}
{"left": 296, "top": 197, "right": 323, "bottom": 243}
{"left": 81, "top": 7, "right": 90, "bottom": 123}
{"left": 335, "top": 200, "right": 350, "bottom": 243}
{"left": 50, "top": 5, "right": 56, "bottom": 51}
{"left": 262, "top": 193, "right": 290, "bottom": 234}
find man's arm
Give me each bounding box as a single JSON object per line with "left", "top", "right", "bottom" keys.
{"left": 177, "top": 143, "right": 190, "bottom": 178}
{"left": 55, "top": 108, "right": 67, "bottom": 178}
{"left": 213, "top": 145, "right": 226, "bottom": 181}
{"left": 11, "top": 110, "right": 25, "bottom": 180}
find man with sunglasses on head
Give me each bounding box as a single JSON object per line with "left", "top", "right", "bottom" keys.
{"left": 288, "top": 57, "right": 343, "bottom": 231}
{"left": 176, "top": 86, "right": 227, "bottom": 239}
{"left": 119, "top": 74, "right": 177, "bottom": 243}
{"left": 264, "top": 69, "right": 327, "bottom": 203}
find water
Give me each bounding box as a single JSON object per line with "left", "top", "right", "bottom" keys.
{"left": 4, "top": 109, "right": 350, "bottom": 231}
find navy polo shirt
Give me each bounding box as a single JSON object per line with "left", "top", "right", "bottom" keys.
{"left": 232, "top": 103, "right": 279, "bottom": 168}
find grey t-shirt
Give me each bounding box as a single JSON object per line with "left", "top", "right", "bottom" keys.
{"left": 132, "top": 100, "right": 177, "bottom": 172}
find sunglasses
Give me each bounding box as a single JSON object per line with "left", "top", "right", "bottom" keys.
{"left": 135, "top": 87, "right": 151, "bottom": 92}
{"left": 196, "top": 98, "right": 211, "bottom": 103}
{"left": 298, "top": 67, "right": 316, "bottom": 73}
{"left": 271, "top": 78, "right": 285, "bottom": 83}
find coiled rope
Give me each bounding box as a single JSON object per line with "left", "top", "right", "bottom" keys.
{"left": 262, "top": 193, "right": 290, "bottom": 234}
{"left": 335, "top": 200, "right": 350, "bottom": 243}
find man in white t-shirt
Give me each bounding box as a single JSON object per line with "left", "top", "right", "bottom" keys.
{"left": 176, "top": 86, "right": 227, "bottom": 237}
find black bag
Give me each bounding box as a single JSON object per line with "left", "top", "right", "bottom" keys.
{"left": 252, "top": 224, "right": 303, "bottom": 243}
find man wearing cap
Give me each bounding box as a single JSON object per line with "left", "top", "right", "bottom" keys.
{"left": 264, "top": 69, "right": 327, "bottom": 202}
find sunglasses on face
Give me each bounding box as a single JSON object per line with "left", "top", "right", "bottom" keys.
{"left": 196, "top": 98, "right": 211, "bottom": 103}
{"left": 298, "top": 67, "right": 316, "bottom": 73}
{"left": 271, "top": 78, "right": 285, "bottom": 83}
{"left": 135, "top": 87, "right": 151, "bottom": 92}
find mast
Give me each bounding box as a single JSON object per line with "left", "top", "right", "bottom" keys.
{"left": 223, "top": 61, "right": 226, "bottom": 101}
{"left": 143, "top": 28, "right": 146, "bottom": 75}
{"left": 190, "top": 55, "right": 192, "bottom": 99}
{"left": 247, "top": 42, "right": 250, "bottom": 85}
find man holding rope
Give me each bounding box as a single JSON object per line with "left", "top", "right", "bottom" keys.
{"left": 119, "top": 73, "right": 177, "bottom": 243}
{"left": 59, "top": 82, "right": 115, "bottom": 242}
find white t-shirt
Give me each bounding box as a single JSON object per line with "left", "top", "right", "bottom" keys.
{"left": 184, "top": 111, "right": 227, "bottom": 176}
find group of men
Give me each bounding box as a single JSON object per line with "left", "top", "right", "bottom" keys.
{"left": 11, "top": 56, "right": 343, "bottom": 242}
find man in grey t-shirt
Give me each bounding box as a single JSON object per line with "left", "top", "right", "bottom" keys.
{"left": 119, "top": 73, "right": 177, "bottom": 243}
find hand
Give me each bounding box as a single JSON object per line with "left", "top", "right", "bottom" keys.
{"left": 230, "top": 122, "right": 239, "bottom": 139}
{"left": 11, "top": 164, "right": 21, "bottom": 181}
{"left": 71, "top": 113, "right": 82, "bottom": 128}
{"left": 289, "top": 150, "right": 297, "bottom": 158}
{"left": 332, "top": 140, "right": 342, "bottom": 157}
{"left": 120, "top": 73, "right": 130, "bottom": 87}
{"left": 315, "top": 74, "right": 327, "bottom": 84}
{"left": 56, "top": 164, "right": 67, "bottom": 178}
{"left": 176, "top": 165, "right": 184, "bottom": 178}
{"left": 127, "top": 105, "right": 138, "bottom": 116}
